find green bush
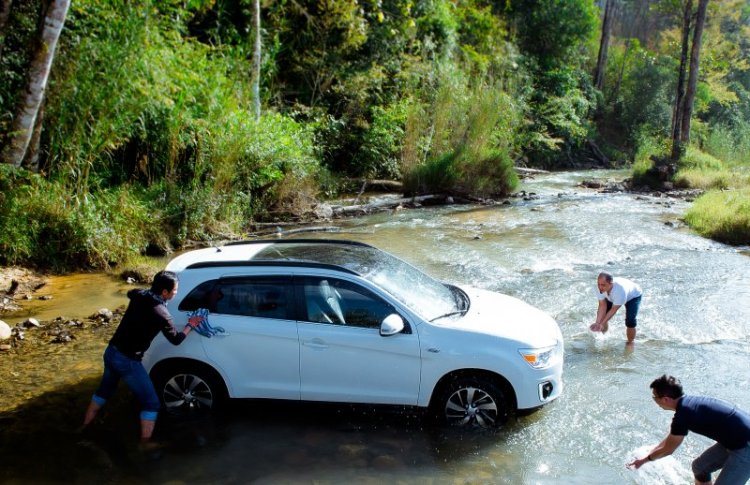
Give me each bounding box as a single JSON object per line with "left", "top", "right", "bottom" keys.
{"left": 630, "top": 132, "right": 669, "bottom": 188}
{"left": 0, "top": 165, "right": 153, "bottom": 270}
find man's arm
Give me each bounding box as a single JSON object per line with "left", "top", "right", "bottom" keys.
{"left": 627, "top": 434, "right": 684, "bottom": 469}
{"left": 595, "top": 299, "right": 608, "bottom": 324}
{"left": 600, "top": 304, "right": 621, "bottom": 326}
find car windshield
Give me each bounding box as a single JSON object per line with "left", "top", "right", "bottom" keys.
{"left": 252, "top": 242, "right": 458, "bottom": 320}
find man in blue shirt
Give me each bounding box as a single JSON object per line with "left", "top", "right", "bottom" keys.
{"left": 628, "top": 375, "right": 750, "bottom": 484}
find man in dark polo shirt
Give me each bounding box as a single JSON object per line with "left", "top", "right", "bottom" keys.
{"left": 628, "top": 375, "right": 750, "bottom": 484}
{"left": 82, "top": 271, "right": 201, "bottom": 448}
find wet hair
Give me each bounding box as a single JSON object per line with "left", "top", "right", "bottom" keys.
{"left": 151, "top": 270, "right": 179, "bottom": 295}
{"left": 650, "top": 375, "right": 684, "bottom": 399}
{"left": 598, "top": 272, "right": 613, "bottom": 283}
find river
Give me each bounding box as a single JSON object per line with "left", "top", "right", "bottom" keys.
{"left": 2, "top": 169, "right": 750, "bottom": 484}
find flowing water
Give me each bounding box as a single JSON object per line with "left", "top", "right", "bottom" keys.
{"left": 2, "top": 169, "right": 750, "bottom": 484}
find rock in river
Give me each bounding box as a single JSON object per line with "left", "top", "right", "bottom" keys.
{"left": 0, "top": 320, "right": 10, "bottom": 340}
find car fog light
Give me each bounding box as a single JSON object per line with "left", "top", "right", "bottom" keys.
{"left": 539, "top": 381, "right": 554, "bottom": 401}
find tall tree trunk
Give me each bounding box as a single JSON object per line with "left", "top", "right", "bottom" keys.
{"left": 251, "top": 0, "right": 261, "bottom": 122}
{"left": 679, "top": 0, "right": 708, "bottom": 149}
{"left": 593, "top": 0, "right": 616, "bottom": 91}
{"left": 22, "top": 101, "right": 44, "bottom": 172}
{"left": 1, "top": 0, "right": 69, "bottom": 168}
{"left": 612, "top": 0, "right": 648, "bottom": 101}
{"left": 670, "top": 0, "right": 693, "bottom": 160}
{"left": 0, "top": 0, "right": 12, "bottom": 58}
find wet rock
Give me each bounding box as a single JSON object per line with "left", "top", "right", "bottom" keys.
{"left": 0, "top": 343, "right": 11, "bottom": 351}
{"left": 38, "top": 295, "right": 53, "bottom": 300}
{"left": 0, "top": 320, "right": 10, "bottom": 340}
{"left": 473, "top": 235, "right": 482, "bottom": 240}
{"left": 51, "top": 329, "right": 74, "bottom": 343}
{"left": 22, "top": 318, "right": 41, "bottom": 328}
{"left": 91, "top": 308, "right": 114, "bottom": 323}
{"left": 313, "top": 203, "right": 333, "bottom": 220}
{"left": 581, "top": 178, "right": 605, "bottom": 188}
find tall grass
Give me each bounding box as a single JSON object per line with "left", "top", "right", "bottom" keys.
{"left": 402, "top": 66, "right": 520, "bottom": 197}
{"left": 685, "top": 189, "right": 750, "bottom": 245}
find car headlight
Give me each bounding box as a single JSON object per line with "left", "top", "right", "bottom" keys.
{"left": 518, "top": 345, "right": 557, "bottom": 369}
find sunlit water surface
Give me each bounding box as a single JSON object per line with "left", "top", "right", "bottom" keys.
{"left": 2, "top": 169, "right": 750, "bottom": 484}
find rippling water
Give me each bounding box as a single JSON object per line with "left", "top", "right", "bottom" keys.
{"left": 2, "top": 169, "right": 749, "bottom": 484}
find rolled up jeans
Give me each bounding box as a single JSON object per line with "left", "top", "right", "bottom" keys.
{"left": 692, "top": 440, "right": 750, "bottom": 485}
{"left": 92, "top": 345, "right": 160, "bottom": 421}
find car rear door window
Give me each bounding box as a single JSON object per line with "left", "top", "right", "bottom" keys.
{"left": 215, "top": 278, "right": 290, "bottom": 319}
{"left": 179, "top": 277, "right": 291, "bottom": 320}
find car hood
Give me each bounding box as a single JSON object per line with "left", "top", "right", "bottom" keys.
{"left": 438, "top": 286, "right": 561, "bottom": 347}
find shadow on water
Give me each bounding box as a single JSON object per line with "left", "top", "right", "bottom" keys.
{"left": 0, "top": 377, "right": 529, "bottom": 484}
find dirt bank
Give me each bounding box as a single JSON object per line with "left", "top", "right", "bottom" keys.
{"left": 0, "top": 266, "right": 50, "bottom": 313}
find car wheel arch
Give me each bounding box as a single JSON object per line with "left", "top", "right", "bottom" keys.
{"left": 149, "top": 358, "right": 230, "bottom": 413}
{"left": 429, "top": 369, "right": 517, "bottom": 425}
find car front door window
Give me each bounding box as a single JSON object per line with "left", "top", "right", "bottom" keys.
{"left": 300, "top": 277, "right": 395, "bottom": 329}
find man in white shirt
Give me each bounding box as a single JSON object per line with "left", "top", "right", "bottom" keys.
{"left": 590, "top": 272, "right": 643, "bottom": 343}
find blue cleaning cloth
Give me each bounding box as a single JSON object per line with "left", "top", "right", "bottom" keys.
{"left": 187, "top": 308, "right": 226, "bottom": 338}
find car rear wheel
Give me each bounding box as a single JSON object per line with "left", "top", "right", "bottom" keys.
{"left": 151, "top": 363, "right": 227, "bottom": 416}
{"left": 435, "top": 377, "right": 510, "bottom": 429}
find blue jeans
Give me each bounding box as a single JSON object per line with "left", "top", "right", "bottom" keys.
{"left": 92, "top": 345, "right": 160, "bottom": 421}
{"left": 605, "top": 295, "right": 641, "bottom": 328}
{"left": 692, "top": 441, "right": 750, "bottom": 484}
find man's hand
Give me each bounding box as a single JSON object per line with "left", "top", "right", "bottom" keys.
{"left": 626, "top": 456, "right": 649, "bottom": 470}
{"left": 590, "top": 323, "right": 603, "bottom": 332}
{"left": 188, "top": 315, "right": 206, "bottom": 329}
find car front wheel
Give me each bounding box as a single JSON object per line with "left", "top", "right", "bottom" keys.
{"left": 436, "top": 377, "right": 510, "bottom": 429}
{"left": 151, "top": 363, "right": 226, "bottom": 416}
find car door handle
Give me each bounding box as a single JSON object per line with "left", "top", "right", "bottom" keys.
{"left": 302, "top": 339, "right": 329, "bottom": 349}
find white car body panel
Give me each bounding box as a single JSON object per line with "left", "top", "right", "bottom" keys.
{"left": 200, "top": 314, "right": 300, "bottom": 400}
{"left": 298, "top": 322, "right": 421, "bottom": 404}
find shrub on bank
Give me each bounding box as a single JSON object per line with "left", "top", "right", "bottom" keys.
{"left": 630, "top": 132, "right": 669, "bottom": 189}
{"left": 685, "top": 189, "right": 750, "bottom": 245}
{"left": 0, "top": 166, "right": 154, "bottom": 270}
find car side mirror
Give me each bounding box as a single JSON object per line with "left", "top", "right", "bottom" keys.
{"left": 380, "top": 314, "right": 405, "bottom": 336}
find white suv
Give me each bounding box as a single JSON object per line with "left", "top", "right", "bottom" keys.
{"left": 143, "top": 239, "right": 563, "bottom": 428}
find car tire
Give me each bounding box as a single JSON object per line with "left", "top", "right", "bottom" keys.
{"left": 151, "top": 362, "right": 227, "bottom": 417}
{"left": 434, "top": 376, "right": 510, "bottom": 429}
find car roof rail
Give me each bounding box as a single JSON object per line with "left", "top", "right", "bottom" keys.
{"left": 185, "top": 260, "right": 360, "bottom": 275}
{"left": 223, "top": 238, "right": 375, "bottom": 248}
